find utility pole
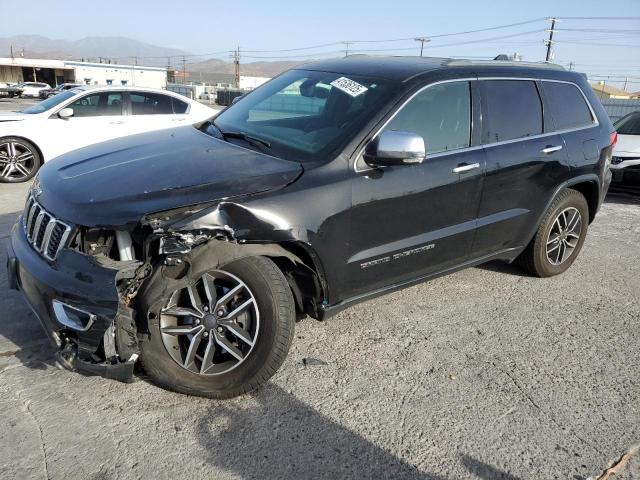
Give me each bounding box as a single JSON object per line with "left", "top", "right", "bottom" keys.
{"left": 414, "top": 37, "right": 430, "bottom": 57}
{"left": 624, "top": 76, "right": 629, "bottom": 91}
{"left": 182, "top": 55, "right": 187, "bottom": 84}
{"left": 568, "top": 61, "right": 574, "bottom": 71}
{"left": 342, "top": 41, "right": 351, "bottom": 57}
{"left": 234, "top": 47, "right": 240, "bottom": 88}
{"left": 10, "top": 45, "right": 13, "bottom": 59}
{"left": 545, "top": 17, "right": 557, "bottom": 62}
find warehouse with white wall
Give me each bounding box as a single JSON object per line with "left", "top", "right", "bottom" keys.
{"left": 0, "top": 57, "right": 167, "bottom": 88}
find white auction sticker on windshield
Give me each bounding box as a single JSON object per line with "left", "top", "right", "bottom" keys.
{"left": 330, "top": 77, "right": 368, "bottom": 97}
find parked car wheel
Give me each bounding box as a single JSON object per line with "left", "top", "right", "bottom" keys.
{"left": 517, "top": 188, "right": 589, "bottom": 277}
{"left": 0, "top": 137, "right": 42, "bottom": 183}
{"left": 139, "top": 256, "right": 295, "bottom": 399}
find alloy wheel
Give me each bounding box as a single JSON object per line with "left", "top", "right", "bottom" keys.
{"left": 160, "top": 269, "right": 260, "bottom": 375}
{"left": 0, "top": 140, "right": 36, "bottom": 181}
{"left": 546, "top": 207, "right": 582, "bottom": 266}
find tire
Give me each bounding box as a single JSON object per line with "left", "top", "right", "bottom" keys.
{"left": 517, "top": 188, "right": 589, "bottom": 277}
{"left": 139, "top": 256, "right": 295, "bottom": 399}
{"left": 0, "top": 137, "right": 42, "bottom": 183}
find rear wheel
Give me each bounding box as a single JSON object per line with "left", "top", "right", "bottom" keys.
{"left": 139, "top": 256, "right": 295, "bottom": 398}
{"left": 0, "top": 137, "right": 41, "bottom": 183}
{"left": 517, "top": 188, "right": 589, "bottom": 277}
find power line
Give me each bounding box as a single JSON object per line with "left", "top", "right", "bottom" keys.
{"left": 345, "top": 17, "right": 547, "bottom": 43}
{"left": 556, "top": 40, "right": 640, "bottom": 48}
{"left": 554, "top": 28, "right": 640, "bottom": 33}
{"left": 558, "top": 16, "right": 640, "bottom": 20}
{"left": 241, "top": 50, "right": 343, "bottom": 59}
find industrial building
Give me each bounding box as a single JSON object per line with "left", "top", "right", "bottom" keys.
{"left": 0, "top": 57, "right": 167, "bottom": 89}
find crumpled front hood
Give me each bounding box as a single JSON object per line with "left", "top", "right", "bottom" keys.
{"left": 36, "top": 126, "right": 303, "bottom": 228}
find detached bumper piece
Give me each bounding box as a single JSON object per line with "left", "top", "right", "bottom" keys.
{"left": 55, "top": 345, "right": 137, "bottom": 384}
{"left": 7, "top": 221, "right": 140, "bottom": 384}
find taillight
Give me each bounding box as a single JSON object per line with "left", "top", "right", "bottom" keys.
{"left": 610, "top": 131, "right": 618, "bottom": 148}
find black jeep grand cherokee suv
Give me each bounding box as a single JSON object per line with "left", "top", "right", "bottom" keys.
{"left": 7, "top": 57, "right": 614, "bottom": 398}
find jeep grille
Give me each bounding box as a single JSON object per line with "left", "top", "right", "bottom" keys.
{"left": 23, "top": 196, "right": 72, "bottom": 261}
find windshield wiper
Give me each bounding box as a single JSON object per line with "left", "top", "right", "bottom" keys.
{"left": 210, "top": 121, "right": 272, "bottom": 150}
{"left": 222, "top": 131, "right": 272, "bottom": 150}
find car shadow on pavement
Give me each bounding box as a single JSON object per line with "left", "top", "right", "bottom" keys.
{"left": 194, "top": 383, "right": 519, "bottom": 480}
{"left": 605, "top": 191, "right": 640, "bottom": 205}
{"left": 460, "top": 454, "right": 522, "bottom": 480}
{"left": 475, "top": 260, "right": 529, "bottom": 277}
{"left": 194, "top": 383, "right": 445, "bottom": 480}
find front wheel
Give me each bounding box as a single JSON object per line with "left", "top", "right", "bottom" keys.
{"left": 0, "top": 137, "right": 42, "bottom": 183}
{"left": 139, "top": 256, "right": 295, "bottom": 399}
{"left": 517, "top": 188, "right": 589, "bottom": 277}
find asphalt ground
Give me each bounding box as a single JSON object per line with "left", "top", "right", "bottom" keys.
{"left": 0, "top": 94, "right": 638, "bottom": 479}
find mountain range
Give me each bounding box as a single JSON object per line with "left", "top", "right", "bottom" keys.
{"left": 0, "top": 35, "right": 312, "bottom": 77}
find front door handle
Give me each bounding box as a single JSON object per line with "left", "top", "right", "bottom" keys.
{"left": 109, "top": 120, "right": 124, "bottom": 125}
{"left": 452, "top": 162, "right": 480, "bottom": 173}
{"left": 541, "top": 145, "right": 563, "bottom": 154}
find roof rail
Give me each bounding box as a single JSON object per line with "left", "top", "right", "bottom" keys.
{"left": 445, "top": 59, "right": 565, "bottom": 71}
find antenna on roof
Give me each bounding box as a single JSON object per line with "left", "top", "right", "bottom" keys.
{"left": 493, "top": 54, "right": 510, "bottom": 61}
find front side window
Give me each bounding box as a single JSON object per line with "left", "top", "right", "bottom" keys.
{"left": 70, "top": 92, "right": 123, "bottom": 117}
{"left": 542, "top": 81, "right": 594, "bottom": 130}
{"left": 614, "top": 112, "right": 640, "bottom": 135}
{"left": 130, "top": 92, "right": 174, "bottom": 115}
{"left": 383, "top": 81, "right": 471, "bottom": 154}
{"left": 212, "top": 69, "right": 397, "bottom": 162}
{"left": 482, "top": 80, "right": 543, "bottom": 143}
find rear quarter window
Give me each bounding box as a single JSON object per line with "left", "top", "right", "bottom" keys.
{"left": 542, "top": 81, "right": 594, "bottom": 130}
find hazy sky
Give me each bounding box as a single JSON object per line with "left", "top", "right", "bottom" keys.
{"left": 1, "top": 0, "right": 639, "bottom": 88}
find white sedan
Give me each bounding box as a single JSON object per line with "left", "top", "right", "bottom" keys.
{"left": 0, "top": 86, "right": 217, "bottom": 183}
{"left": 17, "top": 82, "right": 51, "bottom": 97}
{"left": 611, "top": 111, "right": 640, "bottom": 192}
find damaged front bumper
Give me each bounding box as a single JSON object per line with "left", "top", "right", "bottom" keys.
{"left": 6, "top": 220, "right": 138, "bottom": 382}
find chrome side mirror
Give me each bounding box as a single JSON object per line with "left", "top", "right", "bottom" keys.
{"left": 363, "top": 130, "right": 426, "bottom": 167}
{"left": 58, "top": 107, "right": 74, "bottom": 119}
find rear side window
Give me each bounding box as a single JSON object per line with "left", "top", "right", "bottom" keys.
{"left": 542, "top": 81, "right": 594, "bottom": 130}
{"left": 171, "top": 97, "right": 189, "bottom": 114}
{"left": 130, "top": 92, "right": 174, "bottom": 115}
{"left": 482, "top": 80, "right": 542, "bottom": 143}
{"left": 384, "top": 81, "right": 471, "bottom": 154}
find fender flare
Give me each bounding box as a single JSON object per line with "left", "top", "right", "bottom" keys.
{"left": 518, "top": 174, "right": 601, "bottom": 257}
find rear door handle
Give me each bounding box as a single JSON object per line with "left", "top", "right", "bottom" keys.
{"left": 452, "top": 162, "right": 480, "bottom": 173}
{"left": 109, "top": 120, "right": 124, "bottom": 125}
{"left": 541, "top": 145, "right": 563, "bottom": 154}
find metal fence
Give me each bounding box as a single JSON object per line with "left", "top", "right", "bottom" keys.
{"left": 600, "top": 99, "right": 640, "bottom": 123}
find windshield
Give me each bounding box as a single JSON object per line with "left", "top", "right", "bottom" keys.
{"left": 614, "top": 112, "right": 640, "bottom": 136}
{"left": 211, "top": 69, "right": 398, "bottom": 162}
{"left": 20, "top": 89, "right": 79, "bottom": 114}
